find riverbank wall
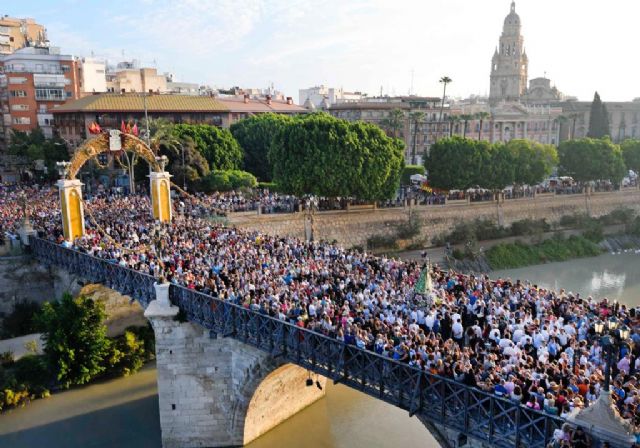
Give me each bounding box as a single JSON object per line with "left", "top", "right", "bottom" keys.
{"left": 228, "top": 190, "right": 640, "bottom": 249}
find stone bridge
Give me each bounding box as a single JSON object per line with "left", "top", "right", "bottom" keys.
{"left": 28, "top": 237, "right": 572, "bottom": 448}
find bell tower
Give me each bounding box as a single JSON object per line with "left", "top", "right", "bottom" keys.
{"left": 489, "top": 1, "right": 528, "bottom": 103}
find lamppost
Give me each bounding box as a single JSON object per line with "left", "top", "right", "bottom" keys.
{"left": 593, "top": 318, "right": 632, "bottom": 392}
{"left": 569, "top": 318, "right": 636, "bottom": 447}
{"left": 304, "top": 195, "right": 318, "bottom": 242}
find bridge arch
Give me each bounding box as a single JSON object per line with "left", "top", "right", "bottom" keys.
{"left": 239, "top": 363, "right": 327, "bottom": 445}
{"left": 64, "top": 132, "right": 160, "bottom": 181}
{"left": 56, "top": 131, "right": 172, "bottom": 241}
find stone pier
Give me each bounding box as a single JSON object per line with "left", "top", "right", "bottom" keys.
{"left": 145, "top": 283, "right": 326, "bottom": 448}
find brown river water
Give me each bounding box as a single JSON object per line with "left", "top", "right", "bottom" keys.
{"left": 0, "top": 253, "right": 638, "bottom": 448}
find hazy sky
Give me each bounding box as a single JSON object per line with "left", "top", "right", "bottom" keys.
{"left": 7, "top": 0, "right": 639, "bottom": 101}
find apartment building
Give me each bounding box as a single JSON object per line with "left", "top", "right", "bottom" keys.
{"left": 0, "top": 46, "right": 80, "bottom": 148}
{"left": 0, "top": 16, "right": 47, "bottom": 55}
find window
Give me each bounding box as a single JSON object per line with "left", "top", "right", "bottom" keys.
{"left": 61, "top": 65, "right": 70, "bottom": 72}
{"left": 10, "top": 90, "right": 27, "bottom": 97}
{"left": 11, "top": 104, "right": 29, "bottom": 111}
{"left": 35, "top": 88, "right": 65, "bottom": 100}
{"left": 66, "top": 91, "right": 72, "bottom": 98}
{"left": 13, "top": 117, "right": 31, "bottom": 125}
{"left": 8, "top": 77, "right": 27, "bottom": 84}
{"left": 35, "top": 64, "right": 44, "bottom": 72}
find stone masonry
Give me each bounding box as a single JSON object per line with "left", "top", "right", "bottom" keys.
{"left": 145, "top": 284, "right": 326, "bottom": 448}
{"left": 229, "top": 190, "right": 640, "bottom": 249}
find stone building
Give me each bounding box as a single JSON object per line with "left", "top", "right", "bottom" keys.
{"left": 489, "top": 1, "right": 528, "bottom": 104}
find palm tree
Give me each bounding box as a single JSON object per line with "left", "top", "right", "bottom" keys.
{"left": 447, "top": 115, "right": 460, "bottom": 137}
{"left": 380, "top": 108, "right": 405, "bottom": 138}
{"left": 476, "top": 111, "right": 491, "bottom": 140}
{"left": 461, "top": 114, "right": 474, "bottom": 138}
{"left": 569, "top": 113, "right": 580, "bottom": 140}
{"left": 409, "top": 111, "right": 426, "bottom": 164}
{"left": 439, "top": 76, "right": 452, "bottom": 122}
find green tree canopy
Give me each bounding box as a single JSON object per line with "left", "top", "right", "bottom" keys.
{"left": 172, "top": 124, "right": 242, "bottom": 171}
{"left": 269, "top": 113, "right": 404, "bottom": 199}
{"left": 230, "top": 113, "right": 292, "bottom": 182}
{"left": 481, "top": 142, "right": 515, "bottom": 191}
{"left": 558, "top": 137, "right": 626, "bottom": 183}
{"left": 36, "top": 293, "right": 110, "bottom": 389}
{"left": 424, "top": 136, "right": 483, "bottom": 190}
{"left": 621, "top": 139, "right": 640, "bottom": 174}
{"left": 8, "top": 128, "right": 69, "bottom": 179}
{"left": 506, "top": 139, "right": 558, "bottom": 185}
{"left": 587, "top": 91, "right": 610, "bottom": 138}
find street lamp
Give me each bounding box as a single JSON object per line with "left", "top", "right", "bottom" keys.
{"left": 593, "top": 318, "right": 632, "bottom": 392}
{"left": 570, "top": 320, "right": 637, "bottom": 446}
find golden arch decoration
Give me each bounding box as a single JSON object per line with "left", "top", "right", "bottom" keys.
{"left": 65, "top": 132, "right": 160, "bottom": 180}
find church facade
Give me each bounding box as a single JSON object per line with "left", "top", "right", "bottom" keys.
{"left": 481, "top": 1, "right": 640, "bottom": 145}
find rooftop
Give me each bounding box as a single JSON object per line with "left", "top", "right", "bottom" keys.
{"left": 52, "top": 93, "right": 308, "bottom": 114}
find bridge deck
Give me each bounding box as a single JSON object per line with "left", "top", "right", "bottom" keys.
{"left": 30, "top": 236, "right": 565, "bottom": 448}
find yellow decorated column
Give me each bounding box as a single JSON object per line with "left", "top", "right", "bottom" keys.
{"left": 149, "top": 170, "right": 172, "bottom": 223}
{"left": 57, "top": 178, "right": 85, "bottom": 241}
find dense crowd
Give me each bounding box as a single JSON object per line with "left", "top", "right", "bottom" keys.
{"left": 2, "top": 183, "right": 639, "bottom": 439}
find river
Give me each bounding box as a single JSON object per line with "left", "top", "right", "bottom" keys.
{"left": 1, "top": 252, "right": 638, "bottom": 448}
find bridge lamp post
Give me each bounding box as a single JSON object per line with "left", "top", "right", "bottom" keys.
{"left": 593, "top": 318, "right": 632, "bottom": 392}
{"left": 568, "top": 318, "right": 636, "bottom": 446}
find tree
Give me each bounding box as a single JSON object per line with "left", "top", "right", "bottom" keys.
{"left": 558, "top": 137, "right": 626, "bottom": 184}
{"left": 172, "top": 124, "right": 243, "bottom": 171}
{"left": 425, "top": 136, "right": 482, "bottom": 191}
{"left": 481, "top": 143, "right": 515, "bottom": 191}
{"left": 161, "top": 137, "right": 210, "bottom": 188}
{"left": 36, "top": 293, "right": 110, "bottom": 389}
{"left": 270, "top": 113, "right": 404, "bottom": 200}
{"left": 8, "top": 128, "right": 69, "bottom": 179}
{"left": 476, "top": 112, "right": 491, "bottom": 140}
{"left": 587, "top": 92, "right": 611, "bottom": 138}
{"left": 481, "top": 142, "right": 515, "bottom": 226}
{"left": 230, "top": 113, "right": 292, "bottom": 182}
{"left": 621, "top": 139, "right": 640, "bottom": 176}
{"left": 380, "top": 108, "right": 405, "bottom": 139}
{"left": 447, "top": 115, "right": 460, "bottom": 137}
{"left": 439, "top": 76, "right": 452, "bottom": 122}
{"left": 460, "top": 114, "right": 474, "bottom": 138}
{"left": 506, "top": 139, "right": 558, "bottom": 186}
{"left": 409, "top": 111, "right": 426, "bottom": 164}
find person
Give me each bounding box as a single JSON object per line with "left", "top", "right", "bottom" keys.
{"left": 570, "top": 426, "right": 590, "bottom": 448}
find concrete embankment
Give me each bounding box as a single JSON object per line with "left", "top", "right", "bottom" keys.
{"left": 229, "top": 190, "right": 640, "bottom": 249}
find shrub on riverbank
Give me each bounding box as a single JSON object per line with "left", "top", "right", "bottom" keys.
{"left": 432, "top": 217, "right": 551, "bottom": 246}
{"left": 485, "top": 235, "right": 602, "bottom": 269}
{"left": 0, "top": 296, "right": 156, "bottom": 413}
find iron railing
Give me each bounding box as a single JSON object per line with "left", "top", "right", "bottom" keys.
{"left": 30, "top": 236, "right": 565, "bottom": 448}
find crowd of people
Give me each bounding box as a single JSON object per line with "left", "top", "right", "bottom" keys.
{"left": 2, "top": 183, "right": 639, "bottom": 441}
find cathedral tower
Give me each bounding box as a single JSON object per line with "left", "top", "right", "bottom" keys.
{"left": 489, "top": 1, "right": 528, "bottom": 103}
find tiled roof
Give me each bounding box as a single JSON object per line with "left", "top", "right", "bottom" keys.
{"left": 219, "top": 98, "right": 307, "bottom": 113}
{"left": 52, "top": 93, "right": 308, "bottom": 114}
{"left": 329, "top": 102, "right": 411, "bottom": 110}
{"left": 52, "top": 94, "right": 230, "bottom": 113}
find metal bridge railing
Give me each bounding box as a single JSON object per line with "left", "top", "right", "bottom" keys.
{"left": 30, "top": 236, "right": 565, "bottom": 448}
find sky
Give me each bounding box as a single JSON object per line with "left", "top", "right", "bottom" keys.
{"left": 5, "top": 0, "right": 639, "bottom": 102}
